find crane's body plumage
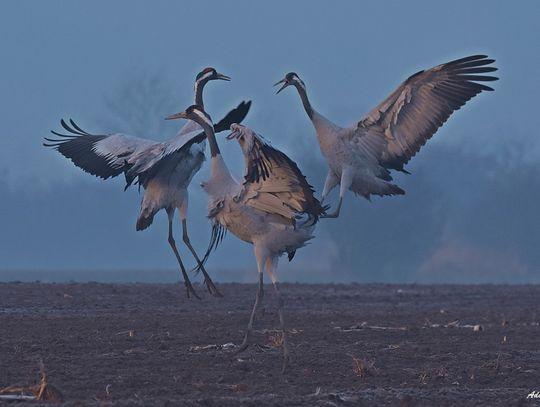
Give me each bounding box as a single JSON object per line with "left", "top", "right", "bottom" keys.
{"left": 311, "top": 113, "right": 403, "bottom": 200}
{"left": 205, "top": 169, "right": 316, "bottom": 255}
{"left": 276, "top": 55, "right": 498, "bottom": 217}
{"left": 202, "top": 125, "right": 321, "bottom": 259}
{"left": 137, "top": 138, "right": 206, "bottom": 230}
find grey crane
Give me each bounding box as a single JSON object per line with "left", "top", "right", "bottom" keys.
{"left": 275, "top": 55, "right": 498, "bottom": 218}
{"left": 165, "top": 105, "right": 325, "bottom": 371}
{"left": 44, "top": 68, "right": 251, "bottom": 298}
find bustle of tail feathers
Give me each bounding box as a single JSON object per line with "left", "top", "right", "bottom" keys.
{"left": 358, "top": 183, "right": 405, "bottom": 201}
{"left": 136, "top": 211, "right": 155, "bottom": 231}
{"left": 191, "top": 223, "right": 227, "bottom": 273}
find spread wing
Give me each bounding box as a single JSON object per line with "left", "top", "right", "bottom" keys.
{"left": 231, "top": 124, "right": 325, "bottom": 223}
{"left": 356, "top": 55, "right": 498, "bottom": 172}
{"left": 44, "top": 101, "right": 252, "bottom": 187}
{"left": 43, "top": 119, "right": 156, "bottom": 180}
{"left": 127, "top": 100, "right": 251, "bottom": 183}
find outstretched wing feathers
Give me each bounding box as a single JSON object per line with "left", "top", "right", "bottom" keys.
{"left": 44, "top": 120, "right": 144, "bottom": 180}
{"left": 356, "top": 55, "right": 498, "bottom": 171}
{"left": 231, "top": 125, "right": 325, "bottom": 223}
{"left": 44, "top": 100, "right": 252, "bottom": 186}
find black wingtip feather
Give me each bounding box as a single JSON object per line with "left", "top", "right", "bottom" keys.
{"left": 458, "top": 74, "right": 499, "bottom": 82}
{"left": 213, "top": 100, "right": 252, "bottom": 133}
{"left": 447, "top": 55, "right": 489, "bottom": 66}
{"left": 454, "top": 66, "right": 498, "bottom": 74}
{"left": 45, "top": 119, "right": 126, "bottom": 180}
{"left": 69, "top": 119, "right": 91, "bottom": 135}
{"left": 49, "top": 130, "right": 77, "bottom": 138}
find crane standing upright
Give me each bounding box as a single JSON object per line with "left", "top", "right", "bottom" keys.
{"left": 275, "top": 55, "right": 498, "bottom": 218}
{"left": 165, "top": 105, "right": 325, "bottom": 372}
{"left": 44, "top": 68, "right": 251, "bottom": 298}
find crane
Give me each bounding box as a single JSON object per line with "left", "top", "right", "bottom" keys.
{"left": 44, "top": 68, "right": 251, "bottom": 299}
{"left": 274, "top": 55, "right": 498, "bottom": 218}
{"left": 165, "top": 105, "right": 325, "bottom": 371}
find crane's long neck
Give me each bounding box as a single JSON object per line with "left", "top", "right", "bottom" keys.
{"left": 294, "top": 82, "right": 342, "bottom": 150}
{"left": 199, "top": 120, "right": 236, "bottom": 192}
{"left": 294, "top": 83, "right": 314, "bottom": 119}
{"left": 200, "top": 121, "right": 220, "bottom": 158}
{"left": 194, "top": 79, "right": 207, "bottom": 107}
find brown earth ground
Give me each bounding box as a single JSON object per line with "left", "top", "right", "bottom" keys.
{"left": 1, "top": 283, "right": 539, "bottom": 406}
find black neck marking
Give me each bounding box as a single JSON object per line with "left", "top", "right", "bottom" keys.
{"left": 295, "top": 82, "right": 313, "bottom": 119}
{"left": 194, "top": 80, "right": 206, "bottom": 107}
{"left": 200, "top": 120, "right": 220, "bottom": 157}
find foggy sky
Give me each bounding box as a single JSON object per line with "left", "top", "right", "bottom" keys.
{"left": 1, "top": 1, "right": 538, "bottom": 283}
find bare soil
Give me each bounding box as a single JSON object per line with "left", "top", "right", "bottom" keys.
{"left": 1, "top": 282, "right": 539, "bottom": 406}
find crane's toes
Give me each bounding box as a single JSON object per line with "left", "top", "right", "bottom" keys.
{"left": 212, "top": 289, "right": 224, "bottom": 298}
{"left": 202, "top": 277, "right": 223, "bottom": 297}
{"left": 184, "top": 282, "right": 201, "bottom": 300}
{"left": 236, "top": 335, "right": 250, "bottom": 354}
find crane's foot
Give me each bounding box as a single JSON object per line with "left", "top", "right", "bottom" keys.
{"left": 203, "top": 276, "right": 223, "bottom": 297}
{"left": 236, "top": 332, "right": 251, "bottom": 354}
{"left": 184, "top": 280, "right": 201, "bottom": 300}
{"left": 320, "top": 199, "right": 342, "bottom": 219}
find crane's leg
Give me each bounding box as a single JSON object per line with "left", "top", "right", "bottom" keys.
{"left": 181, "top": 218, "right": 222, "bottom": 297}
{"left": 322, "top": 169, "right": 353, "bottom": 219}
{"left": 237, "top": 249, "right": 266, "bottom": 353}
{"left": 167, "top": 209, "right": 200, "bottom": 299}
{"left": 265, "top": 257, "right": 289, "bottom": 373}
{"left": 320, "top": 171, "right": 339, "bottom": 205}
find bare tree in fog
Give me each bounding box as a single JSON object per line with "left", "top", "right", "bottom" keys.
{"left": 101, "top": 71, "right": 179, "bottom": 138}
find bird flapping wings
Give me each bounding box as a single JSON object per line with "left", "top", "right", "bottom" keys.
{"left": 355, "top": 55, "right": 498, "bottom": 172}
{"left": 44, "top": 119, "right": 156, "bottom": 181}
{"left": 227, "top": 124, "right": 325, "bottom": 223}
{"left": 44, "top": 101, "right": 251, "bottom": 188}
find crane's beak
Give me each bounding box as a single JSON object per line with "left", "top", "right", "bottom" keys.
{"left": 226, "top": 123, "right": 241, "bottom": 140}
{"left": 273, "top": 78, "right": 289, "bottom": 94}
{"left": 165, "top": 111, "right": 187, "bottom": 120}
{"left": 215, "top": 72, "right": 231, "bottom": 81}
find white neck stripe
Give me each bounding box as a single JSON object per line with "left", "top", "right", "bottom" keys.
{"left": 198, "top": 71, "right": 213, "bottom": 83}
{"left": 193, "top": 109, "right": 212, "bottom": 127}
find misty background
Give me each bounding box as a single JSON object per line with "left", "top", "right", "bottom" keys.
{"left": 0, "top": 1, "right": 538, "bottom": 284}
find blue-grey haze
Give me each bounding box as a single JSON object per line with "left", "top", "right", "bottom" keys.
{"left": 0, "top": 1, "right": 538, "bottom": 283}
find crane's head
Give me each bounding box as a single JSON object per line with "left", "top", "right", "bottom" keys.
{"left": 196, "top": 67, "right": 231, "bottom": 83}
{"left": 226, "top": 123, "right": 249, "bottom": 141}
{"left": 227, "top": 124, "right": 266, "bottom": 156}
{"left": 165, "top": 105, "right": 213, "bottom": 128}
{"left": 274, "top": 72, "right": 305, "bottom": 94}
